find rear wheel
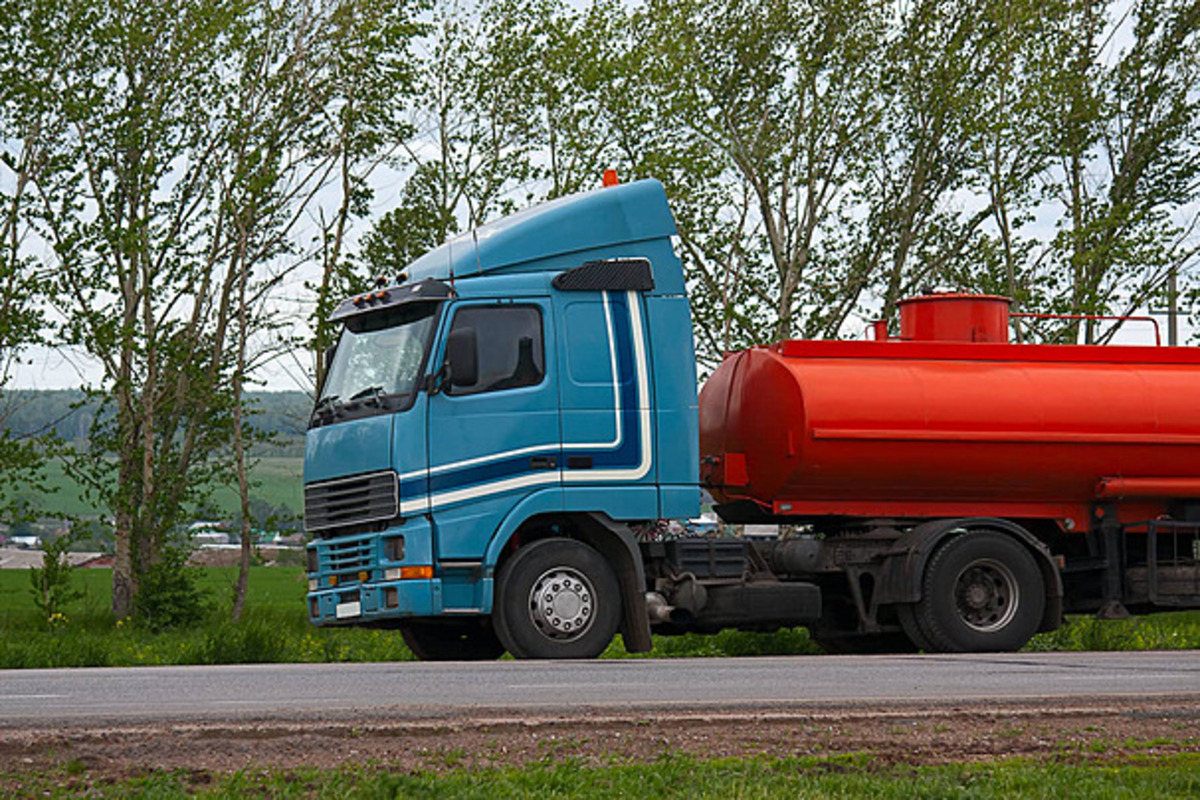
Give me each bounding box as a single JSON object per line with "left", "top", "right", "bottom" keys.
{"left": 493, "top": 538, "right": 621, "bottom": 659}
{"left": 896, "top": 603, "right": 936, "bottom": 652}
{"left": 914, "top": 532, "right": 1044, "bottom": 653}
{"left": 399, "top": 618, "right": 506, "bottom": 661}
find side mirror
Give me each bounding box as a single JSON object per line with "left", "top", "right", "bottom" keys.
{"left": 444, "top": 326, "right": 478, "bottom": 390}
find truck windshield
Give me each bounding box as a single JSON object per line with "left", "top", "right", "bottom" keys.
{"left": 315, "top": 302, "right": 440, "bottom": 424}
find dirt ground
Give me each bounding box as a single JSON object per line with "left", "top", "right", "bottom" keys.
{"left": 1, "top": 697, "right": 1198, "bottom": 789}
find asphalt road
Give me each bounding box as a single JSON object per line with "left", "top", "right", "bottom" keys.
{"left": 2, "top": 650, "right": 1198, "bottom": 728}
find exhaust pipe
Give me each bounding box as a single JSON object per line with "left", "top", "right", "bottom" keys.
{"left": 645, "top": 592, "right": 692, "bottom": 625}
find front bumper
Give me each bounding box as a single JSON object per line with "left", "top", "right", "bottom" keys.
{"left": 308, "top": 577, "right": 437, "bottom": 624}
{"left": 306, "top": 517, "right": 438, "bottom": 625}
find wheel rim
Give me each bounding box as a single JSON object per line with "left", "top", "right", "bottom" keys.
{"left": 528, "top": 567, "right": 595, "bottom": 642}
{"left": 953, "top": 558, "right": 1019, "bottom": 632}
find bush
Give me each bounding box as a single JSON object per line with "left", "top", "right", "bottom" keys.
{"left": 135, "top": 546, "right": 212, "bottom": 631}
{"left": 200, "top": 618, "right": 290, "bottom": 664}
{"left": 28, "top": 533, "right": 82, "bottom": 629}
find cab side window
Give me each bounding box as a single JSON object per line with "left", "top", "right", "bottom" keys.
{"left": 447, "top": 306, "right": 545, "bottom": 395}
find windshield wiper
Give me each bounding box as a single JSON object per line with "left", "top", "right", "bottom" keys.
{"left": 346, "top": 385, "right": 390, "bottom": 409}
{"left": 312, "top": 395, "right": 343, "bottom": 423}
{"left": 348, "top": 385, "right": 384, "bottom": 402}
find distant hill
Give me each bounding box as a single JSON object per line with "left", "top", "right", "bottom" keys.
{"left": 0, "top": 390, "right": 312, "bottom": 455}
{"left": 9, "top": 454, "right": 304, "bottom": 524}
{"left": 0, "top": 390, "right": 311, "bottom": 522}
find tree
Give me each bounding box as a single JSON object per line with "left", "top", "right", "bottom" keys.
{"left": 945, "top": 0, "right": 1076, "bottom": 339}
{"left": 628, "top": 0, "right": 889, "bottom": 369}
{"left": 359, "top": 0, "right": 630, "bottom": 279}
{"left": 3, "top": 0, "right": 424, "bottom": 620}
{"left": 0, "top": 0, "right": 55, "bottom": 519}
{"left": 482, "top": 0, "right": 631, "bottom": 199}
{"left": 828, "top": 0, "right": 1060, "bottom": 332}
{"left": 360, "top": 0, "right": 542, "bottom": 280}
{"left": 307, "top": 0, "right": 426, "bottom": 390}
{"left": 29, "top": 0, "right": 266, "bottom": 619}
{"left": 222, "top": 0, "right": 423, "bottom": 620}
{"left": 1039, "top": 0, "right": 1200, "bottom": 343}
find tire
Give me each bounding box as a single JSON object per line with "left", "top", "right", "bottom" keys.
{"left": 399, "top": 618, "right": 506, "bottom": 661}
{"left": 896, "top": 603, "right": 937, "bottom": 652}
{"left": 493, "top": 538, "right": 621, "bottom": 659}
{"left": 914, "top": 532, "right": 1045, "bottom": 653}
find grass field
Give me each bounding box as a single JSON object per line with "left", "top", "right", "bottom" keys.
{"left": 0, "top": 566, "right": 415, "bottom": 668}
{"left": 7, "top": 751, "right": 1200, "bottom": 798}
{"left": 1, "top": 565, "right": 1199, "bottom": 668}
{"left": 207, "top": 456, "right": 303, "bottom": 517}
{"left": 15, "top": 456, "right": 304, "bottom": 519}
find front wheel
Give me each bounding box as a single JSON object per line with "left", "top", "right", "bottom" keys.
{"left": 493, "top": 538, "right": 621, "bottom": 659}
{"left": 914, "top": 531, "right": 1045, "bottom": 653}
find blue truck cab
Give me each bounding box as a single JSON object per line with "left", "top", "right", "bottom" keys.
{"left": 304, "top": 179, "right": 703, "bottom": 659}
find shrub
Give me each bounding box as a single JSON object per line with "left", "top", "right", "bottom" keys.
{"left": 135, "top": 545, "right": 212, "bottom": 631}
{"left": 28, "top": 532, "right": 82, "bottom": 629}
{"left": 201, "top": 618, "right": 290, "bottom": 664}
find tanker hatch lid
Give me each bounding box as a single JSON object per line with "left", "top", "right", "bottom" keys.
{"left": 898, "top": 293, "right": 1012, "bottom": 343}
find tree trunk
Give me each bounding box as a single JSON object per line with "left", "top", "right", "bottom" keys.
{"left": 230, "top": 343, "right": 253, "bottom": 620}
{"left": 111, "top": 507, "right": 135, "bottom": 619}
{"left": 230, "top": 200, "right": 254, "bottom": 621}
{"left": 231, "top": 303, "right": 252, "bottom": 621}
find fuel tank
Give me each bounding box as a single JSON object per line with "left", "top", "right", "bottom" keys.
{"left": 699, "top": 294, "right": 1200, "bottom": 531}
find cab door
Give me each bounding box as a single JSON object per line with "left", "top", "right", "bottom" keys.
{"left": 425, "top": 300, "right": 561, "bottom": 560}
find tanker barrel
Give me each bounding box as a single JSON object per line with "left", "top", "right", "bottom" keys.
{"left": 757, "top": 538, "right": 823, "bottom": 577}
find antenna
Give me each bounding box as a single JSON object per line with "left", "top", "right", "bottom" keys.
{"left": 465, "top": 194, "right": 483, "bottom": 276}
{"left": 472, "top": 226, "right": 483, "bottom": 276}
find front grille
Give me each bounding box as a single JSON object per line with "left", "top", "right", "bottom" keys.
{"left": 305, "top": 470, "right": 398, "bottom": 534}
{"left": 324, "top": 537, "right": 375, "bottom": 577}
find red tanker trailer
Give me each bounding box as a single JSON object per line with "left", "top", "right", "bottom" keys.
{"left": 693, "top": 293, "right": 1200, "bottom": 653}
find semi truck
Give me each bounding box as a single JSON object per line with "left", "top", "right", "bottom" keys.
{"left": 304, "top": 178, "right": 1200, "bottom": 659}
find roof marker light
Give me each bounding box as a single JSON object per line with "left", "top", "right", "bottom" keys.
{"left": 602, "top": 169, "right": 619, "bottom": 187}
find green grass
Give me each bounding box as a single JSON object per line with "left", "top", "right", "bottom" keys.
{"left": 2, "top": 567, "right": 1199, "bottom": 668}
{"left": 6, "top": 752, "right": 1200, "bottom": 798}
{"left": 1027, "top": 610, "right": 1200, "bottom": 651}
{"left": 0, "top": 566, "right": 415, "bottom": 668}
{"left": 12, "top": 457, "right": 97, "bottom": 517}
{"left": 13, "top": 455, "right": 303, "bottom": 519}
{"left": 208, "top": 456, "right": 303, "bottom": 517}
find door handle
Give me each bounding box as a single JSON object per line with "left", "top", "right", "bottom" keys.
{"left": 529, "top": 456, "right": 558, "bottom": 470}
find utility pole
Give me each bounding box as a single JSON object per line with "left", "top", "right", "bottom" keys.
{"left": 1168, "top": 266, "right": 1179, "bottom": 347}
